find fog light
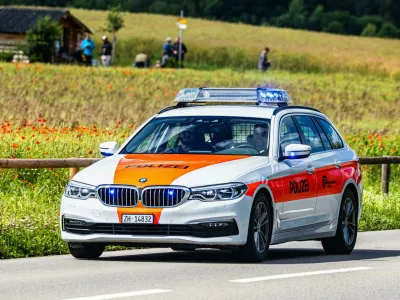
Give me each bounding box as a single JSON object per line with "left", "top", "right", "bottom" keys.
{"left": 65, "top": 219, "right": 86, "bottom": 226}
{"left": 201, "top": 222, "right": 229, "bottom": 227}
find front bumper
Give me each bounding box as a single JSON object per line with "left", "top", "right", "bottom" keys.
{"left": 60, "top": 194, "right": 253, "bottom": 246}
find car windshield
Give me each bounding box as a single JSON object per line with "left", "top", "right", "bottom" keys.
{"left": 121, "top": 116, "right": 271, "bottom": 156}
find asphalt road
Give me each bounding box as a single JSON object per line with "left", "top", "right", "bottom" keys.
{"left": 1, "top": 230, "right": 400, "bottom": 300}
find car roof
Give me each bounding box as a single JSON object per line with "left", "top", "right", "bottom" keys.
{"left": 156, "top": 105, "right": 321, "bottom": 119}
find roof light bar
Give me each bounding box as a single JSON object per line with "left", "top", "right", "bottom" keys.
{"left": 174, "top": 88, "right": 291, "bottom": 105}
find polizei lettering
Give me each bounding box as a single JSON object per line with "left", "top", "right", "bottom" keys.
{"left": 125, "top": 164, "right": 190, "bottom": 169}
{"left": 289, "top": 179, "right": 310, "bottom": 194}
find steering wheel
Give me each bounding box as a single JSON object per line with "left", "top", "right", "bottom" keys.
{"left": 234, "top": 142, "right": 259, "bottom": 152}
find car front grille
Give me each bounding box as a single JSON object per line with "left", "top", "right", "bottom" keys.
{"left": 142, "top": 187, "right": 189, "bottom": 207}
{"left": 63, "top": 218, "right": 239, "bottom": 238}
{"left": 97, "top": 186, "right": 139, "bottom": 207}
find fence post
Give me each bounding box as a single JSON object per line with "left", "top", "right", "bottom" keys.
{"left": 69, "top": 167, "right": 79, "bottom": 180}
{"left": 381, "top": 162, "right": 390, "bottom": 194}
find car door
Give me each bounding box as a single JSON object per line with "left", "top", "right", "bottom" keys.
{"left": 275, "top": 115, "right": 317, "bottom": 231}
{"left": 313, "top": 117, "right": 344, "bottom": 225}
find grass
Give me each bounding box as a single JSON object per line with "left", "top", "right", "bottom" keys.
{"left": 1, "top": 63, "right": 399, "bottom": 134}
{"left": 67, "top": 9, "right": 400, "bottom": 77}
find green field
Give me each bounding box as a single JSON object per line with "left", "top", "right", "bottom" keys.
{"left": 69, "top": 9, "right": 400, "bottom": 77}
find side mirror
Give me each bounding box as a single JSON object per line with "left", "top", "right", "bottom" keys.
{"left": 280, "top": 144, "right": 311, "bottom": 161}
{"left": 99, "top": 141, "right": 118, "bottom": 157}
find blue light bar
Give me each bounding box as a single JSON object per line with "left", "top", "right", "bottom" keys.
{"left": 174, "top": 88, "right": 291, "bottom": 105}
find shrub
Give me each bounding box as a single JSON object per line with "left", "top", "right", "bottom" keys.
{"left": 323, "top": 21, "right": 345, "bottom": 34}
{"left": 361, "top": 23, "right": 377, "bottom": 37}
{"left": 0, "top": 51, "right": 13, "bottom": 62}
{"left": 26, "top": 16, "right": 62, "bottom": 63}
{"left": 377, "top": 22, "right": 400, "bottom": 38}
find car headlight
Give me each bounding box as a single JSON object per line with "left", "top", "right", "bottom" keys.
{"left": 189, "top": 183, "right": 248, "bottom": 201}
{"left": 64, "top": 181, "right": 96, "bottom": 200}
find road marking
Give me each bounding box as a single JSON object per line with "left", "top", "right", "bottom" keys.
{"left": 230, "top": 267, "right": 372, "bottom": 283}
{"left": 62, "top": 289, "right": 172, "bottom": 300}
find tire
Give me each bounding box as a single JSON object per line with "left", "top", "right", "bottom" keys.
{"left": 68, "top": 243, "right": 105, "bottom": 259}
{"left": 238, "top": 193, "right": 272, "bottom": 262}
{"left": 321, "top": 189, "right": 358, "bottom": 255}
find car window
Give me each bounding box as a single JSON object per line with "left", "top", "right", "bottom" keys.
{"left": 279, "top": 116, "right": 302, "bottom": 155}
{"left": 317, "top": 118, "right": 344, "bottom": 149}
{"left": 294, "top": 115, "right": 324, "bottom": 153}
{"left": 121, "top": 116, "right": 271, "bottom": 156}
{"left": 312, "top": 117, "right": 332, "bottom": 151}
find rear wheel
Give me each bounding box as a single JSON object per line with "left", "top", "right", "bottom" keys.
{"left": 321, "top": 189, "right": 358, "bottom": 254}
{"left": 238, "top": 193, "right": 272, "bottom": 262}
{"left": 68, "top": 243, "right": 105, "bottom": 259}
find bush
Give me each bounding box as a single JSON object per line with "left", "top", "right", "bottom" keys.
{"left": 323, "top": 21, "right": 345, "bottom": 34}
{"left": 26, "top": 16, "right": 62, "bottom": 63}
{"left": 377, "top": 22, "right": 400, "bottom": 38}
{"left": 361, "top": 23, "right": 377, "bottom": 37}
{"left": 0, "top": 51, "right": 13, "bottom": 62}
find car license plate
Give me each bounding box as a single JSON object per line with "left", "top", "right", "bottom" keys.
{"left": 122, "top": 214, "right": 154, "bottom": 224}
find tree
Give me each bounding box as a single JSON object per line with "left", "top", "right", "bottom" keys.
{"left": 275, "top": 0, "right": 306, "bottom": 29}
{"left": 361, "top": 23, "right": 377, "bottom": 37}
{"left": 323, "top": 21, "right": 345, "bottom": 34}
{"left": 105, "top": 5, "right": 125, "bottom": 64}
{"left": 26, "top": 16, "right": 62, "bottom": 63}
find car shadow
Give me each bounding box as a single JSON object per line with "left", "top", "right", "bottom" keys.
{"left": 98, "top": 247, "right": 400, "bottom": 265}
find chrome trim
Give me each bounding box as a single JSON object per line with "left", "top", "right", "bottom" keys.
{"left": 95, "top": 185, "right": 139, "bottom": 207}
{"left": 141, "top": 186, "right": 190, "bottom": 208}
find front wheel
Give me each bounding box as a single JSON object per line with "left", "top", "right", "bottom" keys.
{"left": 68, "top": 243, "right": 105, "bottom": 259}
{"left": 321, "top": 189, "right": 358, "bottom": 254}
{"left": 238, "top": 193, "right": 272, "bottom": 262}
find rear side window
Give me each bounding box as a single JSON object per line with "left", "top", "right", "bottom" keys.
{"left": 312, "top": 117, "right": 332, "bottom": 151}
{"left": 279, "top": 117, "right": 302, "bottom": 155}
{"left": 293, "top": 115, "right": 324, "bottom": 153}
{"left": 317, "top": 118, "right": 344, "bottom": 149}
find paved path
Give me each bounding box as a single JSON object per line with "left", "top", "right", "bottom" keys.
{"left": 1, "top": 230, "right": 400, "bottom": 300}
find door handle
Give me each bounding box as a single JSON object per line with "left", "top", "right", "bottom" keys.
{"left": 334, "top": 160, "right": 342, "bottom": 169}
{"left": 307, "top": 165, "right": 315, "bottom": 174}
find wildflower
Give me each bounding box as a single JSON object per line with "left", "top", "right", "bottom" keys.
{"left": 391, "top": 149, "right": 396, "bottom": 154}
{"left": 26, "top": 147, "right": 30, "bottom": 151}
{"left": 88, "top": 150, "right": 93, "bottom": 155}
{"left": 11, "top": 143, "right": 19, "bottom": 149}
{"left": 21, "top": 136, "right": 26, "bottom": 140}
{"left": 35, "top": 140, "right": 41, "bottom": 144}
{"left": 11, "top": 156, "right": 16, "bottom": 159}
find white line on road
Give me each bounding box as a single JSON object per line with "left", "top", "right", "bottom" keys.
{"left": 62, "top": 289, "right": 172, "bottom": 300}
{"left": 230, "top": 267, "right": 372, "bottom": 283}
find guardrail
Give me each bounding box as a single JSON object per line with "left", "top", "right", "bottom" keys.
{"left": 0, "top": 156, "right": 399, "bottom": 194}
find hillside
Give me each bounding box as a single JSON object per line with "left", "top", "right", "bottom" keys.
{"left": 71, "top": 9, "right": 400, "bottom": 76}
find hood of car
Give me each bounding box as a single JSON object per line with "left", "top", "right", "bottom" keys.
{"left": 72, "top": 154, "right": 269, "bottom": 188}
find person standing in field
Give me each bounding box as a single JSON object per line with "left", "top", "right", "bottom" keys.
{"left": 80, "top": 33, "right": 95, "bottom": 66}
{"left": 101, "top": 35, "right": 112, "bottom": 67}
{"left": 160, "top": 37, "right": 172, "bottom": 68}
{"left": 172, "top": 36, "right": 187, "bottom": 68}
{"left": 258, "top": 47, "right": 271, "bottom": 72}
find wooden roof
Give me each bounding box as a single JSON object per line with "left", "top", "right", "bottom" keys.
{"left": 0, "top": 7, "right": 92, "bottom": 34}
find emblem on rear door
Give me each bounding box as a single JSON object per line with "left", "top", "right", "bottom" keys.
{"left": 139, "top": 178, "right": 147, "bottom": 183}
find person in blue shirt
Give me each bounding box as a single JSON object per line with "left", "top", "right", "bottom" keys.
{"left": 80, "top": 33, "right": 95, "bottom": 66}
{"left": 160, "top": 37, "right": 172, "bottom": 67}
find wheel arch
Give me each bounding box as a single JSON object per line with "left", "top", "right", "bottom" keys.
{"left": 342, "top": 180, "right": 360, "bottom": 217}
{"left": 254, "top": 186, "right": 275, "bottom": 227}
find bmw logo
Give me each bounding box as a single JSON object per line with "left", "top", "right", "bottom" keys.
{"left": 139, "top": 178, "right": 147, "bottom": 183}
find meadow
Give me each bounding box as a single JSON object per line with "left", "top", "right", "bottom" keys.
{"left": 68, "top": 9, "right": 400, "bottom": 77}
{"left": 0, "top": 62, "right": 399, "bottom": 258}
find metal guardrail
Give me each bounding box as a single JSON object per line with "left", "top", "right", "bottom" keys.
{"left": 0, "top": 157, "right": 399, "bottom": 194}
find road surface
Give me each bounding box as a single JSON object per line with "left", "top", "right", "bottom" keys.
{"left": 1, "top": 230, "right": 400, "bottom": 300}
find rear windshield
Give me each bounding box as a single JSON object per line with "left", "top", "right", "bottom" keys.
{"left": 121, "top": 116, "right": 271, "bottom": 156}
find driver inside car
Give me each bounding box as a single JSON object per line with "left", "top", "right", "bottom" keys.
{"left": 247, "top": 123, "right": 269, "bottom": 154}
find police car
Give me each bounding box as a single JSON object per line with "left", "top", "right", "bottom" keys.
{"left": 61, "top": 88, "right": 362, "bottom": 262}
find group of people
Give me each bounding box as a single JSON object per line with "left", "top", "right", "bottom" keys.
{"left": 157, "top": 36, "right": 188, "bottom": 68}
{"left": 70, "top": 33, "right": 113, "bottom": 67}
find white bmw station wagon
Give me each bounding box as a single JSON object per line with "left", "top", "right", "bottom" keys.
{"left": 61, "top": 88, "right": 363, "bottom": 262}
